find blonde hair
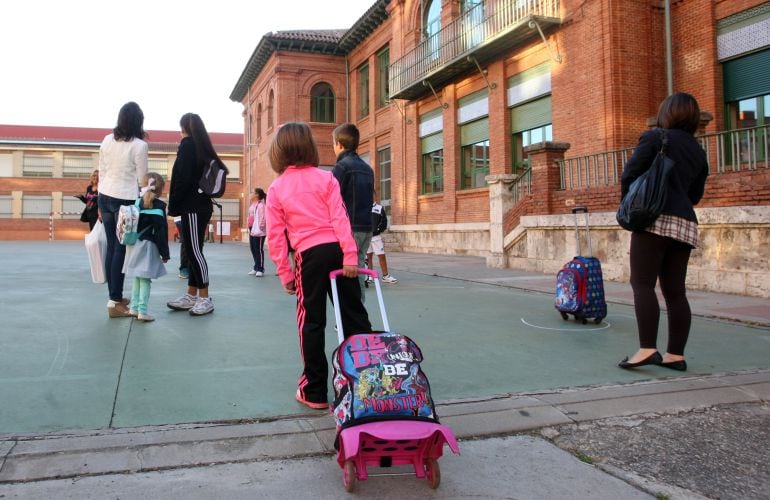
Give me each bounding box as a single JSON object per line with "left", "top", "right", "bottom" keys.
{"left": 141, "top": 172, "right": 165, "bottom": 208}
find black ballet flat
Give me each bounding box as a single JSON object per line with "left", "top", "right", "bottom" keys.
{"left": 660, "top": 360, "right": 687, "bottom": 371}
{"left": 618, "top": 351, "right": 663, "bottom": 369}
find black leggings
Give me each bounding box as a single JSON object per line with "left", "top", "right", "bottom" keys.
{"left": 181, "top": 211, "right": 212, "bottom": 289}
{"left": 630, "top": 231, "right": 692, "bottom": 355}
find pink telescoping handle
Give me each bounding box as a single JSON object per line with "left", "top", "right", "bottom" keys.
{"left": 329, "top": 268, "right": 390, "bottom": 344}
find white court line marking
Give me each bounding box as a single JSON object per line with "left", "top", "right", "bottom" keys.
{"left": 46, "top": 331, "right": 69, "bottom": 377}
{"left": 520, "top": 317, "right": 612, "bottom": 332}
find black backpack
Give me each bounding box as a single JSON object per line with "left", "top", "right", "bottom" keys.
{"left": 198, "top": 158, "right": 228, "bottom": 198}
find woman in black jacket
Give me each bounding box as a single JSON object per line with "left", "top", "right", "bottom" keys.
{"left": 166, "top": 113, "right": 226, "bottom": 316}
{"left": 618, "top": 93, "right": 709, "bottom": 372}
{"left": 78, "top": 169, "right": 100, "bottom": 230}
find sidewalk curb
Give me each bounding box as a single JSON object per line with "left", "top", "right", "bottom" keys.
{"left": 2, "top": 369, "right": 768, "bottom": 484}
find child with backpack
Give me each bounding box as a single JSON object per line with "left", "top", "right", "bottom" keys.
{"left": 266, "top": 122, "right": 372, "bottom": 410}
{"left": 122, "top": 172, "right": 170, "bottom": 322}
{"left": 366, "top": 194, "right": 398, "bottom": 284}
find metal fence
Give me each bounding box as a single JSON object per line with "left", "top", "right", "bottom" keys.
{"left": 699, "top": 124, "right": 770, "bottom": 174}
{"left": 509, "top": 166, "right": 532, "bottom": 204}
{"left": 389, "top": 0, "right": 560, "bottom": 97}
{"left": 558, "top": 148, "right": 631, "bottom": 190}
{"left": 557, "top": 124, "right": 770, "bottom": 190}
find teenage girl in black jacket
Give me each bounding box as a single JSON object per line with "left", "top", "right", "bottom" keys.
{"left": 618, "top": 93, "right": 709, "bottom": 372}
{"left": 167, "top": 113, "right": 225, "bottom": 316}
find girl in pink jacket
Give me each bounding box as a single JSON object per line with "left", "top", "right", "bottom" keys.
{"left": 247, "top": 188, "right": 267, "bottom": 276}
{"left": 266, "top": 122, "right": 371, "bottom": 410}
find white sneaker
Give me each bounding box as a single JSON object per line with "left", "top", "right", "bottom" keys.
{"left": 255, "top": 271, "right": 264, "bottom": 277}
{"left": 365, "top": 276, "right": 375, "bottom": 284}
{"left": 167, "top": 294, "right": 197, "bottom": 311}
{"left": 248, "top": 270, "right": 257, "bottom": 275}
{"left": 190, "top": 296, "right": 214, "bottom": 316}
{"left": 382, "top": 274, "right": 398, "bottom": 284}
{"left": 137, "top": 313, "right": 155, "bottom": 322}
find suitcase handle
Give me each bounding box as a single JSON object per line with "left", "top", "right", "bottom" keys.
{"left": 570, "top": 206, "right": 592, "bottom": 257}
{"left": 329, "top": 268, "right": 390, "bottom": 343}
{"left": 329, "top": 268, "right": 378, "bottom": 280}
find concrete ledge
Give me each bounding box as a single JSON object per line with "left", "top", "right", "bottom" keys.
{"left": 2, "top": 370, "right": 767, "bottom": 484}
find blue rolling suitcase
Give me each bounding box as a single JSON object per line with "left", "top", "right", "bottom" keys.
{"left": 555, "top": 206, "right": 607, "bottom": 324}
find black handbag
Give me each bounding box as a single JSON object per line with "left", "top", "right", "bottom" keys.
{"left": 616, "top": 129, "right": 674, "bottom": 231}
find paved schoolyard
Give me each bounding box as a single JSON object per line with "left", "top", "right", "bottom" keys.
{"left": 0, "top": 241, "right": 768, "bottom": 436}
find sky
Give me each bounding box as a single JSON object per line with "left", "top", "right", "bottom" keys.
{"left": 0, "top": 0, "right": 369, "bottom": 134}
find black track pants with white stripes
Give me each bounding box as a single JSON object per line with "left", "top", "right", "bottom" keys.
{"left": 181, "top": 211, "right": 212, "bottom": 289}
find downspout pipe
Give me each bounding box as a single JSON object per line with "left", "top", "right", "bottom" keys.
{"left": 665, "top": 0, "right": 673, "bottom": 95}
{"left": 247, "top": 88, "right": 252, "bottom": 192}
{"left": 345, "top": 55, "right": 350, "bottom": 122}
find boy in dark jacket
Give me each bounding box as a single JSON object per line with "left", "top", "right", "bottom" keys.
{"left": 332, "top": 123, "right": 374, "bottom": 294}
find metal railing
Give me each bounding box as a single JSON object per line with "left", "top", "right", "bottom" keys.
{"left": 389, "top": 0, "right": 560, "bottom": 98}
{"left": 509, "top": 166, "right": 532, "bottom": 204}
{"left": 557, "top": 124, "right": 770, "bottom": 190}
{"left": 558, "top": 148, "right": 632, "bottom": 190}
{"left": 699, "top": 124, "right": 770, "bottom": 174}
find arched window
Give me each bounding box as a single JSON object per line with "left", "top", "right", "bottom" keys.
{"left": 256, "top": 103, "right": 262, "bottom": 139}
{"left": 268, "top": 90, "right": 275, "bottom": 129}
{"left": 423, "top": 0, "right": 441, "bottom": 39}
{"left": 310, "top": 83, "right": 335, "bottom": 123}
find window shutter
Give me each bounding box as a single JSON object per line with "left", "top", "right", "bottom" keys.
{"left": 460, "top": 117, "right": 489, "bottom": 146}
{"left": 723, "top": 49, "right": 770, "bottom": 102}
{"left": 510, "top": 96, "right": 552, "bottom": 133}
{"left": 421, "top": 133, "right": 443, "bottom": 153}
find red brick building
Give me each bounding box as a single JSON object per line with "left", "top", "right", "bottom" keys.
{"left": 229, "top": 0, "right": 770, "bottom": 296}
{"left": 0, "top": 125, "right": 243, "bottom": 241}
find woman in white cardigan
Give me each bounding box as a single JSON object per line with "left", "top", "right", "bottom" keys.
{"left": 97, "top": 101, "right": 149, "bottom": 318}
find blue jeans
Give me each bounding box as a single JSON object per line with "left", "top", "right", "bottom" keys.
{"left": 98, "top": 193, "right": 134, "bottom": 301}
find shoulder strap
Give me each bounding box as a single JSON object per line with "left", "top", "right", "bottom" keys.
{"left": 658, "top": 128, "right": 669, "bottom": 154}
{"left": 135, "top": 197, "right": 164, "bottom": 217}
{"left": 139, "top": 208, "right": 165, "bottom": 217}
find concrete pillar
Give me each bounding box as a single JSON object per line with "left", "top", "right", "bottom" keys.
{"left": 525, "top": 141, "right": 570, "bottom": 215}
{"left": 487, "top": 60, "right": 509, "bottom": 177}
{"left": 52, "top": 192, "right": 63, "bottom": 218}
{"left": 486, "top": 173, "right": 517, "bottom": 267}
{"left": 53, "top": 152, "right": 63, "bottom": 178}
{"left": 12, "top": 191, "right": 22, "bottom": 218}
{"left": 698, "top": 111, "right": 714, "bottom": 135}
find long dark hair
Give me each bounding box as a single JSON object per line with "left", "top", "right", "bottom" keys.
{"left": 180, "top": 113, "right": 229, "bottom": 173}
{"left": 113, "top": 102, "right": 146, "bottom": 141}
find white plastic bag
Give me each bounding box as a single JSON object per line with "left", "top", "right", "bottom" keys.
{"left": 85, "top": 220, "right": 108, "bottom": 284}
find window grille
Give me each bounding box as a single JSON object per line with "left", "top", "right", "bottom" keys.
{"left": 377, "top": 48, "right": 390, "bottom": 109}
{"left": 0, "top": 195, "right": 12, "bottom": 218}
{"left": 22, "top": 195, "right": 52, "bottom": 218}
{"left": 23, "top": 154, "right": 54, "bottom": 177}
{"left": 62, "top": 155, "right": 94, "bottom": 178}
{"left": 311, "top": 83, "right": 335, "bottom": 123}
{"left": 148, "top": 158, "right": 169, "bottom": 178}
{"left": 377, "top": 146, "right": 391, "bottom": 206}
{"left": 359, "top": 63, "right": 370, "bottom": 119}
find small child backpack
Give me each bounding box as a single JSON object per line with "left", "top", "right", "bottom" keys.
{"left": 117, "top": 199, "right": 164, "bottom": 245}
